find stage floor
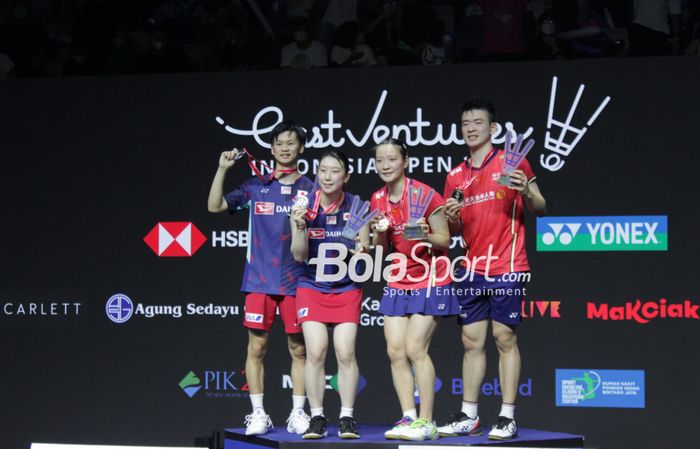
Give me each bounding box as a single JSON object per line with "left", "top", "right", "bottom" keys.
{"left": 224, "top": 424, "right": 584, "bottom": 449}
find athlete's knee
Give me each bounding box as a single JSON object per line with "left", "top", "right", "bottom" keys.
{"left": 493, "top": 325, "right": 517, "bottom": 352}
{"left": 288, "top": 337, "right": 306, "bottom": 360}
{"left": 247, "top": 334, "right": 268, "bottom": 360}
{"left": 405, "top": 340, "right": 428, "bottom": 364}
{"left": 461, "top": 331, "right": 485, "bottom": 353}
{"left": 386, "top": 343, "right": 407, "bottom": 364}
{"left": 335, "top": 345, "right": 356, "bottom": 367}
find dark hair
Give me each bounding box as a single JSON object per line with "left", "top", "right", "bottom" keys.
{"left": 319, "top": 150, "right": 350, "bottom": 173}
{"left": 270, "top": 121, "right": 307, "bottom": 145}
{"left": 460, "top": 98, "right": 497, "bottom": 124}
{"left": 373, "top": 137, "right": 408, "bottom": 160}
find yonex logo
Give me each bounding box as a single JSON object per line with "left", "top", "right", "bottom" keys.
{"left": 106, "top": 293, "right": 133, "bottom": 323}
{"left": 297, "top": 307, "right": 309, "bottom": 318}
{"left": 143, "top": 222, "right": 207, "bottom": 257}
{"left": 541, "top": 223, "right": 582, "bottom": 246}
{"left": 254, "top": 202, "right": 275, "bottom": 215}
{"left": 537, "top": 216, "right": 667, "bottom": 252}
{"left": 509, "top": 312, "right": 519, "bottom": 319}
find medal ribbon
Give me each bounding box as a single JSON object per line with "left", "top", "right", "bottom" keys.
{"left": 240, "top": 148, "right": 298, "bottom": 183}
{"left": 306, "top": 190, "right": 345, "bottom": 220}
{"left": 383, "top": 177, "right": 411, "bottom": 228}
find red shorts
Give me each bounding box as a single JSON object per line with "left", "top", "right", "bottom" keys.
{"left": 244, "top": 293, "right": 300, "bottom": 334}
{"left": 296, "top": 288, "right": 362, "bottom": 324}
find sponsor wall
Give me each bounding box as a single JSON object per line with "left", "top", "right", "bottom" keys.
{"left": 1, "top": 57, "right": 699, "bottom": 449}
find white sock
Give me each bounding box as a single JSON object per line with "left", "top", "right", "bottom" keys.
{"left": 292, "top": 395, "right": 306, "bottom": 411}
{"left": 402, "top": 408, "right": 418, "bottom": 420}
{"left": 499, "top": 403, "right": 515, "bottom": 420}
{"left": 250, "top": 394, "right": 264, "bottom": 412}
{"left": 340, "top": 407, "right": 354, "bottom": 418}
{"left": 310, "top": 407, "right": 324, "bottom": 417}
{"left": 461, "top": 401, "right": 478, "bottom": 419}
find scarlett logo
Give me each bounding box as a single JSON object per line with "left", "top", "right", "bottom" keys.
{"left": 297, "top": 307, "right": 309, "bottom": 318}
{"left": 143, "top": 222, "right": 207, "bottom": 257}
{"left": 245, "top": 313, "right": 263, "bottom": 323}
{"left": 343, "top": 212, "right": 350, "bottom": 221}
{"left": 308, "top": 228, "right": 325, "bottom": 239}
{"left": 327, "top": 216, "right": 337, "bottom": 225}
{"left": 281, "top": 186, "right": 292, "bottom": 195}
{"left": 254, "top": 202, "right": 275, "bottom": 215}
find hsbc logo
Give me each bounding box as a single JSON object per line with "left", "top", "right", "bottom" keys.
{"left": 144, "top": 222, "right": 207, "bottom": 257}
{"left": 254, "top": 202, "right": 274, "bottom": 215}
{"left": 308, "top": 228, "right": 325, "bottom": 239}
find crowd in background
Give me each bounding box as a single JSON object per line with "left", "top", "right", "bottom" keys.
{"left": 1, "top": 0, "right": 699, "bottom": 78}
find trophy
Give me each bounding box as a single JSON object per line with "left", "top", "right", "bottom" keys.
{"left": 403, "top": 186, "right": 434, "bottom": 240}
{"left": 498, "top": 132, "right": 535, "bottom": 186}
{"left": 341, "top": 196, "right": 379, "bottom": 243}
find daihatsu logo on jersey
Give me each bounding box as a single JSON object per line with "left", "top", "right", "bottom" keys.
{"left": 254, "top": 202, "right": 274, "bottom": 215}
{"left": 143, "top": 222, "right": 207, "bottom": 257}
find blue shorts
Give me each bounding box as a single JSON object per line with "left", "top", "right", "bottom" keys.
{"left": 454, "top": 268, "right": 527, "bottom": 326}
{"left": 379, "top": 284, "right": 460, "bottom": 317}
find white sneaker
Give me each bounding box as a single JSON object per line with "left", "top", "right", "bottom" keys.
{"left": 437, "top": 411, "right": 483, "bottom": 436}
{"left": 286, "top": 408, "right": 310, "bottom": 434}
{"left": 244, "top": 408, "right": 273, "bottom": 436}
{"left": 384, "top": 416, "right": 414, "bottom": 439}
{"left": 401, "top": 418, "right": 439, "bottom": 441}
{"left": 488, "top": 416, "right": 517, "bottom": 440}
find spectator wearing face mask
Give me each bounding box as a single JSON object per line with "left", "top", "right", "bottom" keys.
{"left": 330, "top": 21, "right": 376, "bottom": 67}
{"left": 280, "top": 17, "right": 327, "bottom": 70}
{"left": 132, "top": 28, "right": 194, "bottom": 74}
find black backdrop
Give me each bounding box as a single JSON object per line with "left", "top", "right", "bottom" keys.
{"left": 1, "top": 56, "right": 699, "bottom": 449}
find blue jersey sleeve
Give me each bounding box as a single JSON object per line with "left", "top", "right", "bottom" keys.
{"left": 224, "top": 179, "right": 254, "bottom": 213}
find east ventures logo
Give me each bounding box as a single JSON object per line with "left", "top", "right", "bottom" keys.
{"left": 144, "top": 222, "right": 207, "bottom": 256}
{"left": 180, "top": 370, "right": 249, "bottom": 398}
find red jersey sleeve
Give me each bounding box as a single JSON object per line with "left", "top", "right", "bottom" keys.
{"left": 426, "top": 189, "right": 446, "bottom": 218}
{"left": 520, "top": 157, "right": 535, "bottom": 180}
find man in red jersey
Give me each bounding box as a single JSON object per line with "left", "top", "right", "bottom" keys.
{"left": 438, "top": 98, "right": 546, "bottom": 441}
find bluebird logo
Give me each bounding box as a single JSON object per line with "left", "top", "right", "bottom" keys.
{"left": 106, "top": 293, "right": 133, "bottom": 323}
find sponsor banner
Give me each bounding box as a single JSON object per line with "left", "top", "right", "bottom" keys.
{"left": 555, "top": 369, "right": 645, "bottom": 408}
{"left": 179, "top": 370, "right": 248, "bottom": 399}
{"left": 452, "top": 378, "right": 533, "bottom": 397}
{"left": 143, "top": 222, "right": 207, "bottom": 257}
{"left": 0, "top": 299, "right": 83, "bottom": 328}
{"left": 522, "top": 300, "right": 561, "bottom": 319}
{"left": 210, "top": 230, "right": 249, "bottom": 248}
{"left": 587, "top": 298, "right": 698, "bottom": 324}
{"left": 537, "top": 216, "right": 667, "bottom": 251}
{"left": 105, "top": 294, "right": 239, "bottom": 323}
{"left": 282, "top": 374, "right": 368, "bottom": 394}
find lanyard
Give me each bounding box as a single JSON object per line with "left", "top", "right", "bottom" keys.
{"left": 306, "top": 190, "right": 345, "bottom": 221}
{"left": 240, "top": 148, "right": 297, "bottom": 183}
{"left": 384, "top": 177, "right": 411, "bottom": 228}
{"left": 461, "top": 147, "right": 495, "bottom": 191}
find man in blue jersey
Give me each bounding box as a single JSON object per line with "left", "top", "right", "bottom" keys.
{"left": 208, "top": 121, "right": 315, "bottom": 435}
